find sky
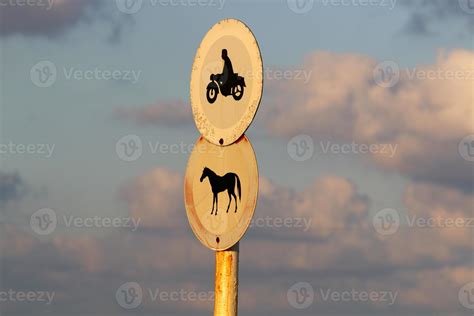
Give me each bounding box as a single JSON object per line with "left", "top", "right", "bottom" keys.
{"left": 0, "top": 0, "right": 473, "bottom": 315}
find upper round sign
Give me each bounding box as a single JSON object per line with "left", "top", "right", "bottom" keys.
{"left": 190, "top": 19, "right": 263, "bottom": 146}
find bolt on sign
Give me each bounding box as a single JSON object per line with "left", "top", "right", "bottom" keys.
{"left": 185, "top": 19, "right": 263, "bottom": 251}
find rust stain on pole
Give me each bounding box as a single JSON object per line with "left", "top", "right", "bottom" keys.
{"left": 214, "top": 242, "right": 239, "bottom": 316}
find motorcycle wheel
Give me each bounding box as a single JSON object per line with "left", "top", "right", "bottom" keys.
{"left": 232, "top": 84, "right": 244, "bottom": 101}
{"left": 206, "top": 87, "right": 218, "bottom": 104}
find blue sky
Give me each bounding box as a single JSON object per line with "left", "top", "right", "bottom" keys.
{"left": 0, "top": 0, "right": 473, "bottom": 315}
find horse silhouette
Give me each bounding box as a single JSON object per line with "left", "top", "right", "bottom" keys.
{"left": 200, "top": 167, "right": 241, "bottom": 216}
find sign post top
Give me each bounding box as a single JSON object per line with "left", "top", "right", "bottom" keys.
{"left": 190, "top": 19, "right": 263, "bottom": 147}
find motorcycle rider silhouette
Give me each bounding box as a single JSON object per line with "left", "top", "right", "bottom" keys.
{"left": 218, "top": 49, "right": 233, "bottom": 94}
{"left": 206, "top": 49, "right": 245, "bottom": 104}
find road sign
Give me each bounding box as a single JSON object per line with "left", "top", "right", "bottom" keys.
{"left": 190, "top": 19, "right": 263, "bottom": 147}
{"left": 184, "top": 135, "right": 258, "bottom": 250}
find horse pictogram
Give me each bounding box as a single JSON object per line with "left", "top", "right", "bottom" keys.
{"left": 200, "top": 167, "right": 241, "bottom": 216}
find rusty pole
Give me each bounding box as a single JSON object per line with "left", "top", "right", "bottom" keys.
{"left": 214, "top": 242, "right": 239, "bottom": 316}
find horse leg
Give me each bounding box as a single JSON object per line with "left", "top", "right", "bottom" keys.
{"left": 215, "top": 194, "right": 218, "bottom": 216}
{"left": 226, "top": 191, "right": 232, "bottom": 213}
{"left": 212, "top": 195, "right": 217, "bottom": 215}
{"left": 232, "top": 192, "right": 238, "bottom": 213}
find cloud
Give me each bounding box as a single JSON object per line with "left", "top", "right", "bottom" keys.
{"left": 51, "top": 235, "right": 105, "bottom": 273}
{"left": 119, "top": 166, "right": 370, "bottom": 237}
{"left": 1, "top": 225, "right": 106, "bottom": 274}
{"left": 0, "top": 224, "right": 213, "bottom": 314}
{"left": 397, "top": 266, "right": 474, "bottom": 310}
{"left": 250, "top": 175, "right": 473, "bottom": 269}
{"left": 113, "top": 100, "right": 193, "bottom": 128}
{"left": 0, "top": 171, "right": 27, "bottom": 207}
{"left": 258, "top": 175, "right": 369, "bottom": 239}
{"left": 119, "top": 167, "right": 186, "bottom": 229}
{"left": 0, "top": 224, "right": 37, "bottom": 257}
{"left": 402, "top": 12, "right": 436, "bottom": 36}
{"left": 243, "top": 177, "right": 473, "bottom": 314}
{"left": 400, "top": 0, "right": 474, "bottom": 36}
{"left": 0, "top": 0, "right": 129, "bottom": 40}
{"left": 263, "top": 49, "right": 474, "bottom": 191}
{"left": 1, "top": 167, "right": 473, "bottom": 314}
{"left": 118, "top": 166, "right": 472, "bottom": 273}
{"left": 403, "top": 182, "right": 474, "bottom": 250}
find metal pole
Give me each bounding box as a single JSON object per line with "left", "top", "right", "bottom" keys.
{"left": 214, "top": 242, "right": 239, "bottom": 316}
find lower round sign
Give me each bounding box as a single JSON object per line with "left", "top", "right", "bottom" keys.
{"left": 184, "top": 135, "right": 258, "bottom": 250}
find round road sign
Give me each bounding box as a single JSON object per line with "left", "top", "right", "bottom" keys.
{"left": 184, "top": 135, "right": 258, "bottom": 250}
{"left": 190, "top": 19, "right": 263, "bottom": 147}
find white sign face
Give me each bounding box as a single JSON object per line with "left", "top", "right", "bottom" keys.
{"left": 190, "top": 19, "right": 263, "bottom": 147}
{"left": 184, "top": 135, "right": 258, "bottom": 250}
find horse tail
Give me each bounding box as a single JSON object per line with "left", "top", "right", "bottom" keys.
{"left": 235, "top": 174, "right": 241, "bottom": 201}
